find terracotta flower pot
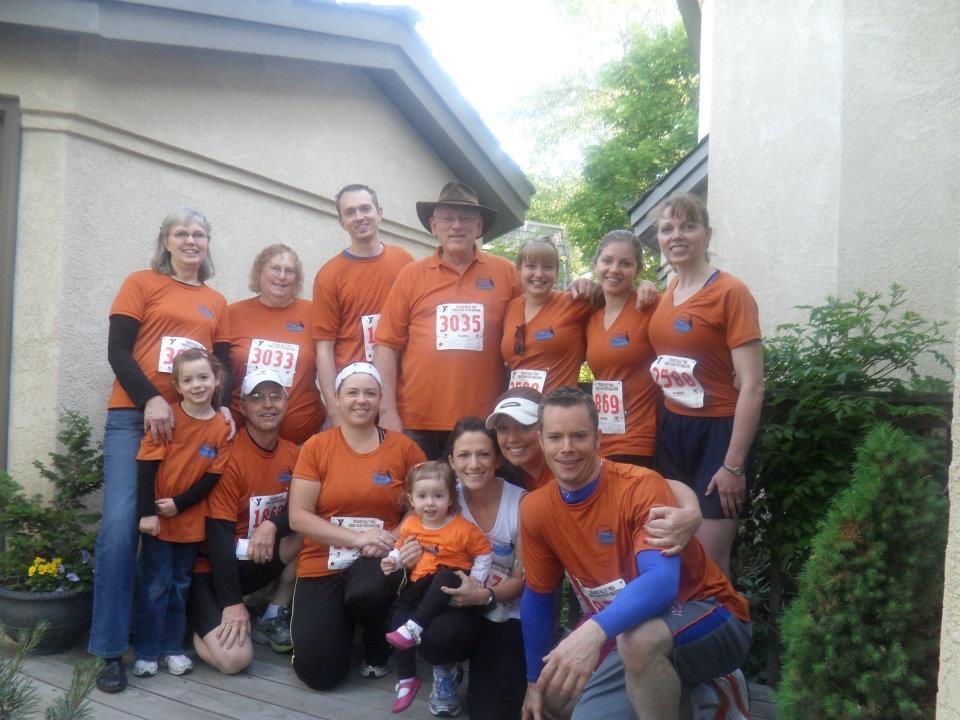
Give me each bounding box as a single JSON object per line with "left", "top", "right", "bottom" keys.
{"left": 0, "top": 585, "right": 93, "bottom": 654}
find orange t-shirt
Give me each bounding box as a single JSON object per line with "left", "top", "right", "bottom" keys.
{"left": 108, "top": 270, "right": 230, "bottom": 409}
{"left": 500, "top": 291, "right": 593, "bottom": 394}
{"left": 524, "top": 465, "right": 554, "bottom": 492}
{"left": 397, "top": 514, "right": 493, "bottom": 582}
{"left": 137, "top": 404, "right": 231, "bottom": 543}
{"left": 193, "top": 427, "right": 300, "bottom": 572}
{"left": 520, "top": 461, "right": 749, "bottom": 622}
{"left": 647, "top": 272, "right": 761, "bottom": 417}
{"left": 311, "top": 244, "right": 415, "bottom": 368}
{"left": 376, "top": 249, "right": 521, "bottom": 430}
{"left": 586, "top": 301, "right": 659, "bottom": 457}
{"left": 226, "top": 297, "right": 325, "bottom": 444}
{"left": 293, "top": 428, "right": 426, "bottom": 578}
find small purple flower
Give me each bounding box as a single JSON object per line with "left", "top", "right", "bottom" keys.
{"left": 66, "top": 573, "right": 79, "bottom": 583}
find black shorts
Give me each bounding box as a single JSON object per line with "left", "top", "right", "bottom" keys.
{"left": 189, "top": 541, "right": 286, "bottom": 637}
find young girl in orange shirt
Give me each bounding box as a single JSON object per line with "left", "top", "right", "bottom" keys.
{"left": 133, "top": 348, "right": 231, "bottom": 678}
{"left": 381, "top": 461, "right": 492, "bottom": 713}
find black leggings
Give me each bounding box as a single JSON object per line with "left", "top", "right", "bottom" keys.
{"left": 467, "top": 617, "right": 526, "bottom": 720}
{"left": 390, "top": 568, "right": 483, "bottom": 678}
{"left": 291, "top": 557, "right": 402, "bottom": 690}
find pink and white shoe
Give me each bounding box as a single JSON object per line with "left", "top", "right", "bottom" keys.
{"left": 386, "top": 621, "right": 420, "bottom": 650}
{"left": 392, "top": 676, "right": 423, "bottom": 713}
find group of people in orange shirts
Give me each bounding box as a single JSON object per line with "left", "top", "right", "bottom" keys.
{"left": 88, "top": 178, "right": 762, "bottom": 720}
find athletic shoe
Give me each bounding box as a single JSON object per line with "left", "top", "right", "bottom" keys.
{"left": 96, "top": 657, "right": 127, "bottom": 693}
{"left": 392, "top": 676, "right": 423, "bottom": 713}
{"left": 161, "top": 654, "right": 194, "bottom": 676}
{"left": 690, "top": 669, "right": 750, "bottom": 720}
{"left": 131, "top": 659, "right": 158, "bottom": 678}
{"left": 360, "top": 660, "right": 390, "bottom": 678}
{"left": 386, "top": 621, "right": 420, "bottom": 650}
{"left": 428, "top": 670, "right": 462, "bottom": 717}
{"left": 252, "top": 606, "right": 293, "bottom": 653}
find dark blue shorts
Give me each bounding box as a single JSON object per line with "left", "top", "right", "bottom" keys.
{"left": 654, "top": 409, "right": 755, "bottom": 520}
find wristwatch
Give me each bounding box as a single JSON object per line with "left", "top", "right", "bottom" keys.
{"left": 721, "top": 464, "right": 744, "bottom": 477}
{"left": 484, "top": 588, "right": 496, "bottom": 606}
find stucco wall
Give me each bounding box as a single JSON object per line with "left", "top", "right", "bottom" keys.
{"left": 708, "top": 0, "right": 959, "bottom": 375}
{"left": 940, "top": 306, "right": 960, "bottom": 716}
{"left": 2, "top": 25, "right": 451, "bottom": 493}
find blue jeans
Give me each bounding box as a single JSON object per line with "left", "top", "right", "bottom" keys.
{"left": 134, "top": 535, "right": 198, "bottom": 661}
{"left": 88, "top": 409, "right": 143, "bottom": 658}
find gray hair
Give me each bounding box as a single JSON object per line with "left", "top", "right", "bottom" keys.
{"left": 150, "top": 206, "right": 215, "bottom": 282}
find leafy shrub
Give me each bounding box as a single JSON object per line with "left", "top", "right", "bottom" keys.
{"left": 0, "top": 411, "right": 103, "bottom": 590}
{"left": 777, "top": 425, "right": 945, "bottom": 718}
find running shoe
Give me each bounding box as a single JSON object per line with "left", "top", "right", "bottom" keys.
{"left": 428, "top": 669, "right": 462, "bottom": 717}
{"left": 690, "top": 669, "right": 750, "bottom": 720}
{"left": 393, "top": 676, "right": 423, "bottom": 713}
{"left": 252, "top": 606, "right": 293, "bottom": 653}
{"left": 360, "top": 660, "right": 390, "bottom": 678}
{"left": 161, "top": 654, "right": 194, "bottom": 676}
{"left": 131, "top": 659, "right": 158, "bottom": 678}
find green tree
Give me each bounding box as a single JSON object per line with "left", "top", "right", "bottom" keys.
{"left": 520, "top": 23, "right": 699, "bottom": 264}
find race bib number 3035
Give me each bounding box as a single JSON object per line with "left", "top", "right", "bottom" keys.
{"left": 436, "top": 303, "right": 484, "bottom": 351}
{"left": 158, "top": 336, "right": 205, "bottom": 373}
{"left": 650, "top": 355, "right": 704, "bottom": 409}
{"left": 247, "top": 339, "right": 299, "bottom": 387}
{"left": 592, "top": 380, "right": 625, "bottom": 435}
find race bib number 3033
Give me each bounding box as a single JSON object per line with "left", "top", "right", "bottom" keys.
{"left": 247, "top": 338, "right": 299, "bottom": 387}
{"left": 436, "top": 303, "right": 484, "bottom": 351}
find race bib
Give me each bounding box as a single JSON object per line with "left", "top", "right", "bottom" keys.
{"left": 484, "top": 563, "right": 512, "bottom": 623}
{"left": 436, "top": 303, "right": 484, "bottom": 351}
{"left": 360, "top": 314, "right": 380, "bottom": 362}
{"left": 509, "top": 369, "right": 547, "bottom": 392}
{"left": 157, "top": 336, "right": 205, "bottom": 373}
{"left": 592, "top": 380, "right": 625, "bottom": 435}
{"left": 247, "top": 339, "right": 299, "bottom": 387}
{"left": 246, "top": 492, "right": 287, "bottom": 538}
{"left": 650, "top": 355, "right": 704, "bottom": 409}
{"left": 328, "top": 517, "right": 384, "bottom": 570}
{"left": 569, "top": 575, "right": 626, "bottom": 615}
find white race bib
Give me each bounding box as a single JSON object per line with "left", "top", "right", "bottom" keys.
{"left": 592, "top": 380, "right": 625, "bottom": 435}
{"left": 484, "top": 563, "right": 512, "bottom": 623}
{"left": 247, "top": 339, "right": 299, "bottom": 387}
{"left": 509, "top": 369, "right": 547, "bottom": 392}
{"left": 436, "top": 303, "right": 484, "bottom": 351}
{"left": 570, "top": 576, "right": 626, "bottom": 615}
{"left": 157, "top": 336, "right": 205, "bottom": 373}
{"left": 328, "top": 517, "right": 384, "bottom": 570}
{"left": 650, "top": 355, "right": 704, "bottom": 409}
{"left": 246, "top": 492, "right": 287, "bottom": 538}
{"left": 360, "top": 314, "right": 380, "bottom": 362}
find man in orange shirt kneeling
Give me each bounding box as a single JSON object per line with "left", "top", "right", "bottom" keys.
{"left": 519, "top": 387, "right": 752, "bottom": 720}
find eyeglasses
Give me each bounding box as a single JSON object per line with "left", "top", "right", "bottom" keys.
{"left": 244, "top": 390, "right": 287, "bottom": 402}
{"left": 514, "top": 323, "right": 526, "bottom": 356}
{"left": 433, "top": 213, "right": 481, "bottom": 226}
{"left": 171, "top": 230, "right": 208, "bottom": 241}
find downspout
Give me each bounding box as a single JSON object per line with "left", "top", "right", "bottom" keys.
{"left": 0, "top": 96, "right": 21, "bottom": 473}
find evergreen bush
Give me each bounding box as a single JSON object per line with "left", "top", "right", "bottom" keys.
{"left": 776, "top": 425, "right": 946, "bottom": 719}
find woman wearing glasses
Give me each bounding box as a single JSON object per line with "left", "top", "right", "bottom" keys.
{"left": 90, "top": 207, "right": 234, "bottom": 693}
{"left": 288, "top": 363, "right": 426, "bottom": 691}
{"left": 226, "top": 244, "right": 325, "bottom": 444}
{"left": 585, "top": 230, "right": 660, "bottom": 468}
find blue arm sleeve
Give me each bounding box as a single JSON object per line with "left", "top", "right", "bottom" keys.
{"left": 592, "top": 551, "right": 681, "bottom": 639}
{"left": 520, "top": 586, "right": 557, "bottom": 683}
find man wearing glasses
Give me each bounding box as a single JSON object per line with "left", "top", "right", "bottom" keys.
{"left": 189, "top": 368, "right": 303, "bottom": 674}
{"left": 374, "top": 181, "right": 520, "bottom": 458}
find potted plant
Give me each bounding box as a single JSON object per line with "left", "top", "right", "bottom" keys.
{"left": 0, "top": 410, "right": 104, "bottom": 654}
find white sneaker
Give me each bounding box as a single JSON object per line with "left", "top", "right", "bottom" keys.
{"left": 161, "top": 654, "right": 194, "bottom": 676}
{"left": 359, "top": 660, "right": 390, "bottom": 678}
{"left": 131, "top": 659, "right": 158, "bottom": 677}
{"left": 690, "top": 669, "right": 750, "bottom": 720}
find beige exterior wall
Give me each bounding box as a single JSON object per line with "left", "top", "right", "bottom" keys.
{"left": 942, "top": 314, "right": 960, "bottom": 716}
{"left": 2, "top": 25, "right": 450, "bottom": 493}
{"left": 707, "top": 0, "right": 959, "bottom": 379}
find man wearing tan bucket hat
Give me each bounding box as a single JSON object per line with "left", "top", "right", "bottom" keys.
{"left": 374, "top": 181, "right": 521, "bottom": 458}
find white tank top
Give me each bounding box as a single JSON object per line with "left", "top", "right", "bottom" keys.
{"left": 458, "top": 479, "right": 525, "bottom": 622}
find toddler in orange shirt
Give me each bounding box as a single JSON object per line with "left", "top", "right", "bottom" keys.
{"left": 381, "top": 461, "right": 492, "bottom": 713}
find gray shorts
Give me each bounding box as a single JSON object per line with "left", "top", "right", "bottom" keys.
{"left": 571, "top": 598, "right": 751, "bottom": 720}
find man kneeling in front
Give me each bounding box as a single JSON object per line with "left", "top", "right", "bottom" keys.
{"left": 520, "top": 387, "right": 751, "bottom": 719}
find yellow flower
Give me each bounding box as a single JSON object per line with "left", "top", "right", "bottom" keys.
{"left": 33, "top": 556, "right": 44, "bottom": 566}
{"left": 28, "top": 566, "right": 36, "bottom": 576}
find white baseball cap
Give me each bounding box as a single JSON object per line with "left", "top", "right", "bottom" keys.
{"left": 335, "top": 362, "right": 383, "bottom": 391}
{"left": 241, "top": 368, "right": 286, "bottom": 396}
{"left": 485, "top": 397, "right": 539, "bottom": 429}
